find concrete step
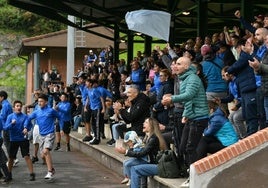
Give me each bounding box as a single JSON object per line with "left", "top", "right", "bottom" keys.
{"left": 70, "top": 131, "right": 187, "bottom": 188}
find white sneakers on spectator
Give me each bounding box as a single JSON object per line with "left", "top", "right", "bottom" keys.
{"left": 44, "top": 171, "right": 54, "bottom": 180}
{"left": 13, "top": 159, "right": 19, "bottom": 167}
{"left": 121, "top": 177, "right": 129, "bottom": 184}
{"left": 6, "top": 159, "right": 19, "bottom": 167}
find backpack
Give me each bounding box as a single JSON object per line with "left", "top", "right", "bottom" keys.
{"left": 156, "top": 150, "right": 181, "bottom": 178}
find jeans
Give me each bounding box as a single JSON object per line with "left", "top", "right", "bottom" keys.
{"left": 256, "top": 87, "right": 266, "bottom": 129}
{"left": 229, "top": 107, "right": 246, "bottom": 139}
{"left": 112, "top": 122, "right": 129, "bottom": 140}
{"left": 241, "top": 91, "right": 258, "bottom": 136}
{"left": 123, "top": 158, "right": 148, "bottom": 178}
{"left": 73, "top": 115, "right": 82, "bottom": 130}
{"left": 112, "top": 122, "right": 125, "bottom": 140}
{"left": 130, "top": 164, "right": 158, "bottom": 188}
{"left": 263, "top": 96, "right": 268, "bottom": 127}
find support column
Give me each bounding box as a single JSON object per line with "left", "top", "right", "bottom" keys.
{"left": 33, "top": 49, "right": 40, "bottom": 90}
{"left": 114, "top": 24, "right": 120, "bottom": 63}
{"left": 197, "top": 1, "right": 208, "bottom": 39}
{"left": 144, "top": 36, "right": 152, "bottom": 56}
{"left": 127, "top": 32, "right": 134, "bottom": 71}
{"left": 241, "top": 0, "right": 253, "bottom": 21}
{"left": 67, "top": 15, "right": 75, "bottom": 85}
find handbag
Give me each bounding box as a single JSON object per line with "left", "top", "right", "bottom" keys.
{"left": 156, "top": 150, "right": 181, "bottom": 178}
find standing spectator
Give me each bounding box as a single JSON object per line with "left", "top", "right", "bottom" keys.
{"left": 106, "top": 45, "right": 114, "bottom": 66}
{"left": 99, "top": 48, "right": 107, "bottom": 67}
{"left": 78, "top": 73, "right": 92, "bottom": 142}
{"left": 0, "top": 91, "right": 14, "bottom": 166}
{"left": 129, "top": 60, "right": 146, "bottom": 91}
{"left": 150, "top": 61, "right": 165, "bottom": 96}
{"left": 118, "top": 59, "right": 127, "bottom": 74}
{"left": 0, "top": 104, "right": 10, "bottom": 182}
{"left": 152, "top": 69, "right": 173, "bottom": 127}
{"left": 226, "top": 38, "right": 258, "bottom": 136}
{"left": 220, "top": 66, "right": 246, "bottom": 139}
{"left": 200, "top": 44, "right": 228, "bottom": 102}
{"left": 25, "top": 94, "right": 62, "bottom": 180}
{"left": 54, "top": 93, "right": 72, "bottom": 151}
{"left": 85, "top": 79, "right": 105, "bottom": 145}
{"left": 249, "top": 34, "right": 268, "bottom": 128}
{"left": 25, "top": 89, "right": 42, "bottom": 164}
{"left": 162, "top": 57, "right": 209, "bottom": 169}
{"left": 4, "top": 100, "right": 35, "bottom": 182}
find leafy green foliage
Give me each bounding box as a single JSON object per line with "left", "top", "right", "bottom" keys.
{"left": 0, "top": 57, "right": 26, "bottom": 98}
{"left": 0, "top": 0, "right": 66, "bottom": 36}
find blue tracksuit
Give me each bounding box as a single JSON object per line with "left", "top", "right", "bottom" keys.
{"left": 25, "top": 105, "right": 62, "bottom": 136}
{"left": 4, "top": 112, "right": 32, "bottom": 141}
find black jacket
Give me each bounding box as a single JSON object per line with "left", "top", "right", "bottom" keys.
{"left": 119, "top": 93, "right": 150, "bottom": 136}
{"left": 126, "top": 134, "right": 159, "bottom": 164}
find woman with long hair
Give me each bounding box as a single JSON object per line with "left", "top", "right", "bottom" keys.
{"left": 116, "top": 117, "right": 166, "bottom": 187}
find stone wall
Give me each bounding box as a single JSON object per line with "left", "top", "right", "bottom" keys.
{"left": 0, "top": 33, "right": 24, "bottom": 65}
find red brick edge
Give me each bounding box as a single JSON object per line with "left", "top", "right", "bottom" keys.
{"left": 193, "top": 128, "right": 268, "bottom": 174}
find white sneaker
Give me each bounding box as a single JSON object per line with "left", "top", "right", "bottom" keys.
{"left": 44, "top": 171, "right": 54, "bottom": 180}
{"left": 121, "top": 177, "right": 129, "bottom": 184}
{"left": 126, "top": 179, "right": 131, "bottom": 186}
{"left": 13, "top": 159, "right": 19, "bottom": 167}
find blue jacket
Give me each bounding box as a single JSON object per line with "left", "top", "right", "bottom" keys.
{"left": 0, "top": 99, "right": 13, "bottom": 126}
{"left": 79, "top": 83, "right": 88, "bottom": 106}
{"left": 150, "top": 73, "right": 162, "bottom": 95}
{"left": 131, "top": 68, "right": 146, "bottom": 91}
{"left": 87, "top": 87, "right": 103, "bottom": 110}
{"left": 4, "top": 112, "right": 32, "bottom": 141}
{"left": 204, "top": 108, "right": 238, "bottom": 146}
{"left": 57, "top": 101, "right": 72, "bottom": 130}
{"left": 97, "top": 86, "right": 113, "bottom": 100}
{"left": 26, "top": 105, "right": 62, "bottom": 136}
{"left": 227, "top": 51, "right": 256, "bottom": 94}
{"left": 201, "top": 57, "right": 227, "bottom": 92}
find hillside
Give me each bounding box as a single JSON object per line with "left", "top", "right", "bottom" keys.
{"left": 0, "top": 0, "right": 66, "bottom": 102}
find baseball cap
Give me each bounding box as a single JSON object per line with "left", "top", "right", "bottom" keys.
{"left": 89, "top": 49, "right": 93, "bottom": 53}
{"left": 124, "top": 131, "right": 138, "bottom": 143}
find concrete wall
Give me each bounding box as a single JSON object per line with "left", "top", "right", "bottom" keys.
{"left": 190, "top": 128, "right": 268, "bottom": 188}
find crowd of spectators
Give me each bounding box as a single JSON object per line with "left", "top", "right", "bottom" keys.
{"left": 23, "top": 10, "right": 268, "bottom": 187}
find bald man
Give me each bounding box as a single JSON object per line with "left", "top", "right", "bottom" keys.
{"left": 162, "top": 56, "right": 209, "bottom": 169}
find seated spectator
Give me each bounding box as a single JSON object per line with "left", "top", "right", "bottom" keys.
{"left": 106, "top": 98, "right": 131, "bottom": 146}
{"left": 72, "top": 95, "right": 83, "bottom": 131}
{"left": 196, "top": 100, "right": 238, "bottom": 161}
{"left": 120, "top": 131, "right": 148, "bottom": 186}
{"left": 115, "top": 117, "right": 166, "bottom": 188}
{"left": 113, "top": 84, "right": 151, "bottom": 137}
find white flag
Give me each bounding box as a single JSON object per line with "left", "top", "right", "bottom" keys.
{"left": 125, "top": 10, "right": 171, "bottom": 41}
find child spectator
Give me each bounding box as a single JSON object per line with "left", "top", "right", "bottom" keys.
{"left": 72, "top": 95, "right": 83, "bottom": 131}
{"left": 120, "top": 131, "right": 148, "bottom": 186}
{"left": 196, "top": 100, "right": 239, "bottom": 161}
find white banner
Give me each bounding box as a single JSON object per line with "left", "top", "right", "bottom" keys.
{"left": 125, "top": 10, "right": 171, "bottom": 41}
